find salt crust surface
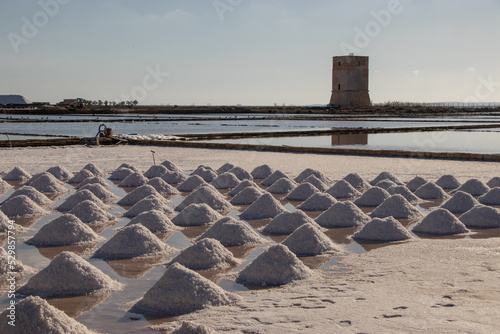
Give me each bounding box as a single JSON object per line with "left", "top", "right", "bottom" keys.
{"left": 162, "top": 171, "right": 187, "bottom": 184}
{"left": 230, "top": 186, "right": 264, "bottom": 205}
{"left": 354, "top": 186, "right": 390, "bottom": 207}
{"left": 8, "top": 186, "right": 52, "bottom": 206}
{"left": 17, "top": 251, "right": 123, "bottom": 297}
{"left": 147, "top": 177, "right": 180, "bottom": 195}
{"left": 239, "top": 192, "right": 287, "bottom": 220}
{"left": 297, "top": 192, "right": 337, "bottom": 211}
{"left": 282, "top": 223, "right": 342, "bottom": 256}
{"left": 29, "top": 172, "right": 68, "bottom": 193}
{"left": 127, "top": 209, "right": 179, "bottom": 233}
{"left": 93, "top": 224, "right": 174, "bottom": 260}
{"left": 211, "top": 172, "right": 240, "bottom": 189}
{"left": 228, "top": 166, "right": 252, "bottom": 180}
{"left": 170, "top": 238, "right": 239, "bottom": 270}
{"left": 175, "top": 185, "right": 233, "bottom": 212}
{"left": 262, "top": 210, "right": 319, "bottom": 235}
{"left": 172, "top": 203, "right": 223, "bottom": 226}
{"left": 487, "top": 176, "right": 500, "bottom": 188}
{"left": 76, "top": 176, "right": 111, "bottom": 190}
{"left": 192, "top": 166, "right": 217, "bottom": 182}
{"left": 353, "top": 216, "right": 412, "bottom": 242}
{"left": 370, "top": 171, "right": 403, "bottom": 186}
{"left": 130, "top": 262, "right": 237, "bottom": 316}
{"left": 161, "top": 160, "right": 183, "bottom": 173}
{"left": 80, "top": 183, "right": 119, "bottom": 204}
{"left": 284, "top": 182, "right": 318, "bottom": 201}
{"left": 441, "top": 191, "right": 479, "bottom": 214}
{"left": 0, "top": 296, "right": 97, "bottom": 334}
{"left": 236, "top": 244, "right": 312, "bottom": 286}
{"left": 117, "top": 184, "right": 163, "bottom": 206}
{"left": 46, "top": 165, "right": 73, "bottom": 180}
{"left": 414, "top": 182, "right": 449, "bottom": 200}
{"left": 69, "top": 200, "right": 117, "bottom": 226}
{"left": 316, "top": 201, "right": 371, "bottom": 228}
{"left": 123, "top": 194, "right": 174, "bottom": 217}
{"left": 108, "top": 167, "right": 134, "bottom": 180}
{"left": 460, "top": 205, "right": 500, "bottom": 228}
{"left": 57, "top": 189, "right": 108, "bottom": 212}
{"left": 267, "top": 177, "right": 297, "bottom": 194}
{"left": 478, "top": 187, "right": 500, "bottom": 205}
{"left": 260, "top": 170, "right": 289, "bottom": 186}
{"left": 3, "top": 166, "right": 32, "bottom": 181}
{"left": 217, "top": 163, "right": 235, "bottom": 174}
{"left": 251, "top": 164, "right": 273, "bottom": 179}
{"left": 375, "top": 179, "right": 397, "bottom": 190}
{"left": 406, "top": 176, "right": 428, "bottom": 192}
{"left": 387, "top": 185, "right": 420, "bottom": 203}
{"left": 294, "top": 168, "right": 328, "bottom": 183}
{"left": 177, "top": 175, "right": 208, "bottom": 192}
{"left": 144, "top": 164, "right": 169, "bottom": 179}
{"left": 302, "top": 175, "right": 328, "bottom": 192}
{"left": 436, "top": 174, "right": 462, "bottom": 190}
{"left": 343, "top": 172, "right": 370, "bottom": 189}
{"left": 118, "top": 172, "right": 149, "bottom": 187}
{"left": 228, "top": 180, "right": 257, "bottom": 196}
{"left": 326, "top": 179, "right": 361, "bottom": 199}
{"left": 68, "top": 169, "right": 94, "bottom": 184}
{"left": 82, "top": 163, "right": 105, "bottom": 177}
{"left": 453, "top": 178, "right": 490, "bottom": 196}
{"left": 0, "top": 195, "right": 47, "bottom": 218}
{"left": 369, "top": 194, "right": 423, "bottom": 219}
{"left": 198, "top": 217, "right": 267, "bottom": 247}
{"left": 412, "top": 208, "right": 469, "bottom": 235}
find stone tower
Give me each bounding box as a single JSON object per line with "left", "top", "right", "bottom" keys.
{"left": 329, "top": 54, "right": 371, "bottom": 107}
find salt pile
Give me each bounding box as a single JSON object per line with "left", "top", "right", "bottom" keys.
{"left": 460, "top": 205, "right": 500, "bottom": 228}
{"left": 453, "top": 178, "right": 490, "bottom": 196}
{"left": 46, "top": 165, "right": 73, "bottom": 180}
{"left": 118, "top": 163, "right": 140, "bottom": 172}
{"left": 172, "top": 203, "right": 222, "bottom": 226}
{"left": 0, "top": 296, "right": 96, "bottom": 334}
{"left": 147, "top": 177, "right": 180, "bottom": 195}
{"left": 17, "top": 251, "right": 123, "bottom": 297}
{"left": 69, "top": 200, "right": 117, "bottom": 226}
{"left": 143, "top": 165, "right": 169, "bottom": 179}
{"left": 315, "top": 201, "right": 370, "bottom": 228}
{"left": 228, "top": 166, "right": 252, "bottom": 180}
{"left": 302, "top": 175, "right": 328, "bottom": 191}
{"left": 82, "top": 163, "right": 105, "bottom": 177}
{"left": 375, "top": 179, "right": 397, "bottom": 190}
{"left": 170, "top": 322, "right": 214, "bottom": 334}
{"left": 109, "top": 166, "right": 135, "bottom": 180}
{"left": 228, "top": 179, "right": 258, "bottom": 196}
{"left": 282, "top": 223, "right": 342, "bottom": 256}
{"left": 326, "top": 179, "right": 361, "bottom": 199}
{"left": 124, "top": 195, "right": 174, "bottom": 218}
{"left": 297, "top": 192, "right": 337, "bottom": 211}
{"left": 251, "top": 164, "right": 274, "bottom": 179}
{"left": 1, "top": 247, "right": 31, "bottom": 278}
{"left": 370, "top": 171, "right": 403, "bottom": 186}
{"left": 127, "top": 209, "right": 179, "bottom": 233}
{"left": 68, "top": 169, "right": 94, "bottom": 184}
{"left": 478, "top": 188, "right": 500, "bottom": 205}
{"left": 487, "top": 176, "right": 500, "bottom": 188}
{"left": 26, "top": 214, "right": 104, "bottom": 247}
{"left": 161, "top": 160, "right": 183, "bottom": 173}
{"left": 130, "top": 262, "right": 237, "bottom": 316}
{"left": 230, "top": 186, "right": 264, "bottom": 205}
{"left": 57, "top": 189, "right": 108, "bottom": 212}
{"left": 76, "top": 176, "right": 111, "bottom": 190}
{"left": 0, "top": 195, "right": 47, "bottom": 218}
{"left": 217, "top": 162, "right": 235, "bottom": 174}
{"left": 175, "top": 185, "right": 233, "bottom": 212}
{"left": 198, "top": 217, "right": 266, "bottom": 246}
{"left": 387, "top": 185, "right": 420, "bottom": 203}
{"left": 118, "top": 172, "right": 149, "bottom": 188}
{"left": 414, "top": 182, "right": 449, "bottom": 200}
{"left": 441, "top": 191, "right": 478, "bottom": 214}
{"left": 267, "top": 177, "right": 297, "bottom": 194}
{"left": 354, "top": 186, "right": 390, "bottom": 207}
{"left": 412, "top": 208, "right": 469, "bottom": 235}
{"left": 3, "top": 166, "right": 31, "bottom": 182}
{"left": 370, "top": 194, "right": 423, "bottom": 219}
{"left": 93, "top": 224, "right": 174, "bottom": 260}
{"left": 162, "top": 170, "right": 187, "bottom": 184}
{"left": 236, "top": 244, "right": 312, "bottom": 286}
{"left": 8, "top": 186, "right": 52, "bottom": 206}
{"left": 284, "top": 182, "right": 318, "bottom": 201}
{"left": 406, "top": 176, "right": 428, "bottom": 192}
{"left": 0, "top": 178, "right": 11, "bottom": 195}
{"left": 29, "top": 172, "right": 68, "bottom": 194}
{"left": 79, "top": 183, "right": 119, "bottom": 203}
{"left": 343, "top": 172, "right": 370, "bottom": 189}
{"left": 261, "top": 170, "right": 289, "bottom": 186}
{"left": 352, "top": 217, "right": 412, "bottom": 242}
{"left": 262, "top": 210, "right": 318, "bottom": 235}
{"left": 170, "top": 238, "right": 239, "bottom": 270}
{"left": 117, "top": 184, "right": 162, "bottom": 206}
{"left": 192, "top": 165, "right": 217, "bottom": 182}
{"left": 436, "top": 174, "right": 461, "bottom": 190}
{"left": 294, "top": 168, "right": 328, "bottom": 183}
{"left": 0, "top": 211, "right": 11, "bottom": 233}
{"left": 177, "top": 175, "right": 208, "bottom": 192}
{"left": 239, "top": 192, "right": 287, "bottom": 220}
{"left": 211, "top": 172, "right": 240, "bottom": 189}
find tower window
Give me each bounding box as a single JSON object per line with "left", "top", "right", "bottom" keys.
{"left": 338, "top": 62, "right": 341, "bottom": 66}
{"left": 356, "top": 61, "right": 360, "bottom": 66}
{"left": 338, "top": 84, "right": 341, "bottom": 90}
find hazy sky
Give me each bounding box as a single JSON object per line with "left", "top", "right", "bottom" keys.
{"left": 1, "top": 0, "right": 499, "bottom": 105}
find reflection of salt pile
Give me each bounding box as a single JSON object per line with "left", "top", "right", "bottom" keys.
{"left": 172, "top": 203, "right": 222, "bottom": 226}
{"left": 144, "top": 165, "right": 169, "bottom": 179}
{"left": 343, "top": 172, "right": 370, "bottom": 189}
{"left": 124, "top": 195, "right": 174, "bottom": 218}
{"left": 175, "top": 185, "right": 233, "bottom": 212}
{"left": 93, "top": 224, "right": 174, "bottom": 260}
{"left": 267, "top": 177, "right": 297, "bottom": 194}
{"left": 147, "top": 177, "right": 180, "bottom": 195}
{"left": 316, "top": 201, "right": 370, "bottom": 228}
{"left": 295, "top": 168, "right": 328, "bottom": 183}
{"left": 211, "top": 172, "right": 240, "bottom": 189}
{"left": 412, "top": 208, "right": 469, "bottom": 235}
{"left": 441, "top": 191, "right": 478, "bottom": 214}
{"left": 79, "top": 183, "right": 119, "bottom": 203}
{"left": 453, "top": 179, "right": 490, "bottom": 196}
{"left": 57, "top": 189, "right": 108, "bottom": 212}
{"left": 119, "top": 172, "right": 148, "bottom": 187}
{"left": 414, "top": 182, "right": 449, "bottom": 200}
{"left": 177, "top": 175, "right": 208, "bottom": 192}
{"left": 0, "top": 178, "right": 10, "bottom": 195}
{"left": 460, "top": 205, "right": 500, "bottom": 228}
{"left": 131, "top": 263, "right": 237, "bottom": 316}
{"left": 353, "top": 217, "right": 412, "bottom": 242}
{"left": 370, "top": 194, "right": 423, "bottom": 219}
{"left": 29, "top": 172, "right": 68, "bottom": 194}
{"left": 406, "top": 176, "right": 428, "bottom": 192}
{"left": 69, "top": 200, "right": 117, "bottom": 226}
{"left": 302, "top": 175, "right": 328, "bottom": 191}
{"left": 26, "top": 214, "right": 104, "bottom": 246}
{"left": 3, "top": 166, "right": 32, "bottom": 182}
{"left": 192, "top": 165, "right": 217, "bottom": 182}
{"left": 127, "top": 209, "right": 179, "bottom": 232}
{"left": 76, "top": 176, "right": 111, "bottom": 190}
{"left": 0, "top": 296, "right": 96, "bottom": 334}
{"left": 436, "top": 174, "right": 461, "bottom": 190}
{"left": 217, "top": 163, "right": 234, "bottom": 174}
{"left": 354, "top": 186, "right": 390, "bottom": 207}
{"left": 228, "top": 166, "right": 252, "bottom": 180}
{"left": 230, "top": 186, "right": 264, "bottom": 205}
{"left": 162, "top": 171, "right": 187, "bottom": 184}
{"left": 478, "top": 188, "right": 500, "bottom": 205}
{"left": 251, "top": 164, "right": 274, "bottom": 179}
{"left": 285, "top": 183, "right": 318, "bottom": 201}
{"left": 68, "top": 169, "right": 94, "bottom": 184}
{"left": 17, "top": 251, "right": 123, "bottom": 297}
{"left": 109, "top": 167, "right": 134, "bottom": 180}
{"left": 170, "top": 238, "right": 239, "bottom": 270}
{"left": 298, "top": 192, "right": 337, "bottom": 211}
{"left": 198, "top": 217, "right": 266, "bottom": 246}
{"left": 327, "top": 179, "right": 361, "bottom": 199}
{"left": 387, "top": 185, "right": 419, "bottom": 203}
{"left": 370, "top": 172, "right": 403, "bottom": 186}
{"left": 240, "top": 193, "right": 287, "bottom": 219}
{"left": 261, "top": 170, "right": 289, "bottom": 186}
{"left": 82, "top": 163, "right": 105, "bottom": 177}
{"left": 228, "top": 180, "right": 257, "bottom": 196}
{"left": 487, "top": 177, "right": 500, "bottom": 188}
{"left": 8, "top": 186, "right": 52, "bottom": 206}
{"left": 236, "top": 244, "right": 312, "bottom": 286}
{"left": 282, "top": 223, "right": 342, "bottom": 256}
{"left": 375, "top": 179, "right": 397, "bottom": 190}
{"left": 0, "top": 195, "right": 47, "bottom": 218}
{"left": 262, "top": 210, "right": 318, "bottom": 235}
{"left": 117, "top": 185, "right": 162, "bottom": 206}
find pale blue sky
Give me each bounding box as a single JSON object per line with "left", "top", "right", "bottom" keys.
{"left": 1, "top": 0, "right": 499, "bottom": 105}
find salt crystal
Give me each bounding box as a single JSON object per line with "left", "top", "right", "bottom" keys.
{"left": 228, "top": 166, "right": 252, "bottom": 180}
{"left": 117, "top": 184, "right": 162, "bottom": 206}
{"left": 161, "top": 160, "right": 183, "bottom": 173}
{"left": 0, "top": 195, "right": 47, "bottom": 218}
{"left": 109, "top": 167, "right": 134, "bottom": 180}
{"left": 414, "top": 182, "right": 449, "bottom": 200}
{"left": 460, "top": 205, "right": 500, "bottom": 228}
{"left": 76, "top": 176, "right": 111, "bottom": 190}
{"left": 3, "top": 166, "right": 31, "bottom": 182}
{"left": 175, "top": 185, "right": 233, "bottom": 213}
{"left": 354, "top": 186, "right": 390, "bottom": 207}
{"left": 251, "top": 164, "right": 274, "bottom": 179}
{"left": 79, "top": 183, "right": 119, "bottom": 204}
{"left": 169, "top": 238, "right": 239, "bottom": 270}
{"left": 436, "top": 174, "right": 461, "bottom": 190}
{"left": 294, "top": 168, "right": 328, "bottom": 183}
{"left": 486, "top": 176, "right": 500, "bottom": 188}
{"left": 211, "top": 172, "right": 240, "bottom": 189}
{"left": 147, "top": 177, "right": 180, "bottom": 195}
{"left": 82, "top": 163, "right": 105, "bottom": 177}
{"left": 370, "top": 194, "right": 423, "bottom": 219}
{"left": 127, "top": 209, "right": 180, "bottom": 233}
{"left": 297, "top": 192, "right": 337, "bottom": 211}
{"left": 57, "top": 189, "right": 108, "bottom": 212}
{"left": 412, "top": 208, "right": 469, "bottom": 235}
{"left": 69, "top": 200, "right": 117, "bottom": 226}
{"left": 177, "top": 175, "right": 208, "bottom": 192}
{"left": 8, "top": 186, "right": 52, "bottom": 206}
{"left": 118, "top": 172, "right": 149, "bottom": 188}
{"left": 68, "top": 169, "right": 94, "bottom": 184}
{"left": 267, "top": 177, "right": 297, "bottom": 194}
{"left": 370, "top": 171, "right": 403, "bottom": 186}
{"left": 284, "top": 182, "right": 318, "bottom": 201}
{"left": 239, "top": 192, "right": 287, "bottom": 220}
{"left": 452, "top": 178, "right": 490, "bottom": 196}
{"left": 406, "top": 176, "right": 428, "bottom": 192}
{"left": 172, "top": 203, "right": 222, "bottom": 227}
{"left": 162, "top": 170, "right": 187, "bottom": 184}
{"left": 343, "top": 173, "right": 370, "bottom": 189}
{"left": 302, "top": 174, "right": 328, "bottom": 191}
{"left": 198, "top": 217, "right": 266, "bottom": 246}
{"left": 192, "top": 165, "right": 217, "bottom": 182}
{"left": 217, "top": 163, "right": 235, "bottom": 174}
{"left": 441, "top": 191, "right": 478, "bottom": 214}
{"left": 352, "top": 217, "right": 412, "bottom": 242}
{"left": 230, "top": 186, "right": 264, "bottom": 205}
{"left": 478, "top": 187, "right": 500, "bottom": 205}
{"left": 262, "top": 210, "right": 319, "bottom": 235}
{"left": 144, "top": 165, "right": 169, "bottom": 179}
{"left": 282, "top": 223, "right": 343, "bottom": 256}
{"left": 228, "top": 180, "right": 258, "bottom": 196}
{"left": 260, "top": 170, "right": 289, "bottom": 186}
{"left": 326, "top": 179, "right": 361, "bottom": 199}
{"left": 316, "top": 201, "right": 371, "bottom": 228}
{"left": 46, "top": 165, "right": 73, "bottom": 181}
{"left": 123, "top": 195, "right": 174, "bottom": 218}
{"left": 387, "top": 185, "right": 420, "bottom": 203}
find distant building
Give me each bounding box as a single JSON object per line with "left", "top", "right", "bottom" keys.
{"left": 0, "top": 95, "right": 31, "bottom": 106}
{"left": 329, "top": 54, "right": 371, "bottom": 107}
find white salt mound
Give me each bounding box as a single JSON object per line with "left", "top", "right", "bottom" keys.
{"left": 117, "top": 163, "right": 139, "bottom": 172}
{"left": 460, "top": 205, "right": 500, "bottom": 228}
{"left": 436, "top": 174, "right": 461, "bottom": 190}
{"left": 79, "top": 183, "right": 119, "bottom": 203}
{"left": 251, "top": 164, "right": 274, "bottom": 179}
{"left": 302, "top": 175, "right": 328, "bottom": 192}
{"left": 46, "top": 165, "right": 73, "bottom": 180}
{"left": 453, "top": 178, "right": 490, "bottom": 196}
{"left": 406, "top": 176, "right": 428, "bottom": 192}
{"left": 172, "top": 203, "right": 223, "bottom": 227}
{"left": 217, "top": 163, "right": 235, "bottom": 174}
{"left": 412, "top": 208, "right": 469, "bottom": 235}
{"left": 230, "top": 186, "right": 264, "bottom": 205}
{"left": 30, "top": 172, "right": 68, "bottom": 194}
{"left": 124, "top": 195, "right": 174, "bottom": 218}
{"left": 0, "top": 178, "right": 11, "bottom": 195}
{"left": 198, "top": 217, "right": 267, "bottom": 246}
{"left": 0, "top": 296, "right": 96, "bottom": 334}
{"left": 261, "top": 170, "right": 289, "bottom": 186}
{"left": 370, "top": 171, "right": 403, "bottom": 186}
{"left": 414, "top": 182, "right": 449, "bottom": 200}
{"left": 486, "top": 176, "right": 500, "bottom": 188}
{"left": 316, "top": 201, "right": 371, "bottom": 228}
{"left": 282, "top": 223, "right": 343, "bottom": 256}
{"left": 343, "top": 172, "right": 370, "bottom": 189}
{"left": 375, "top": 179, "right": 397, "bottom": 190}
{"left": 192, "top": 166, "right": 217, "bottom": 182}
{"left": 239, "top": 192, "right": 287, "bottom": 220}
{"left": 177, "top": 175, "right": 208, "bottom": 192}
{"left": 175, "top": 185, "right": 233, "bottom": 213}
{"left": 26, "top": 214, "right": 104, "bottom": 247}
{"left": 0, "top": 211, "right": 11, "bottom": 233}
{"left": 294, "top": 168, "right": 328, "bottom": 183}
{"left": 76, "top": 176, "right": 111, "bottom": 190}
{"left": 68, "top": 169, "right": 94, "bottom": 184}
{"left": 478, "top": 187, "right": 500, "bottom": 205}
{"left": 267, "top": 177, "right": 297, "bottom": 194}
{"left": 441, "top": 191, "right": 479, "bottom": 214}
{"left": 211, "top": 172, "right": 240, "bottom": 189}
{"left": 262, "top": 210, "right": 318, "bottom": 235}
{"left": 236, "top": 244, "right": 312, "bottom": 286}
{"left": 284, "top": 182, "right": 318, "bottom": 201}
{"left": 147, "top": 177, "right": 180, "bottom": 195}
{"left": 161, "top": 160, "right": 183, "bottom": 173}
{"left": 119, "top": 172, "right": 149, "bottom": 188}
{"left": 228, "top": 166, "right": 252, "bottom": 180}
{"left": 117, "top": 184, "right": 163, "bottom": 206}
{"left": 109, "top": 167, "right": 134, "bottom": 180}
{"left": 127, "top": 209, "right": 179, "bottom": 233}
{"left": 130, "top": 262, "right": 237, "bottom": 316}
{"left": 3, "top": 166, "right": 32, "bottom": 182}
{"left": 0, "top": 195, "right": 47, "bottom": 218}
{"left": 326, "top": 179, "right": 361, "bottom": 199}
{"left": 354, "top": 186, "right": 391, "bottom": 207}
{"left": 353, "top": 217, "right": 412, "bottom": 242}
{"left": 8, "top": 186, "right": 52, "bottom": 206}
{"left": 57, "top": 189, "right": 108, "bottom": 212}
{"left": 228, "top": 180, "right": 258, "bottom": 196}
{"left": 370, "top": 194, "right": 423, "bottom": 219}
{"left": 162, "top": 170, "right": 187, "bottom": 184}
{"left": 69, "top": 200, "right": 117, "bottom": 226}
{"left": 144, "top": 165, "right": 169, "bottom": 179}
{"left": 82, "top": 163, "right": 105, "bottom": 177}
{"left": 93, "top": 224, "right": 174, "bottom": 260}
{"left": 387, "top": 185, "right": 420, "bottom": 203}
{"left": 298, "top": 192, "right": 337, "bottom": 211}
{"left": 170, "top": 238, "right": 239, "bottom": 270}
{"left": 17, "top": 251, "right": 123, "bottom": 297}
